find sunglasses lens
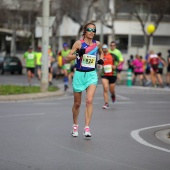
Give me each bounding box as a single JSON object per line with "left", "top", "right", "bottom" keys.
{"left": 86, "top": 28, "right": 96, "bottom": 33}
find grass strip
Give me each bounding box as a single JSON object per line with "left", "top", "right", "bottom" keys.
{"left": 0, "top": 85, "right": 58, "bottom": 95}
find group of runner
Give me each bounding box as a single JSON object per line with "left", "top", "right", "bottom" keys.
{"left": 23, "top": 46, "right": 54, "bottom": 86}
{"left": 127, "top": 50, "right": 170, "bottom": 88}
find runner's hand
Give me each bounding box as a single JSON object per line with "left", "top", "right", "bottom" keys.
{"left": 77, "top": 49, "right": 85, "bottom": 57}
{"left": 97, "top": 59, "right": 104, "bottom": 65}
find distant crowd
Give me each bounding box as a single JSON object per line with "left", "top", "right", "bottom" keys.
{"left": 22, "top": 43, "right": 170, "bottom": 89}
{"left": 127, "top": 50, "right": 170, "bottom": 88}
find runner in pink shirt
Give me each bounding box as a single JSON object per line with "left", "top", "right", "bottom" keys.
{"left": 132, "top": 55, "right": 144, "bottom": 85}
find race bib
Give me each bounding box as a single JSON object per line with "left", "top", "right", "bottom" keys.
{"left": 65, "top": 63, "right": 71, "bottom": 70}
{"left": 104, "top": 65, "right": 112, "bottom": 73}
{"left": 81, "top": 54, "right": 96, "bottom": 68}
{"left": 28, "top": 54, "right": 34, "bottom": 59}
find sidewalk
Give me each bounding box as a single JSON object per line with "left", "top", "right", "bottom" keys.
{"left": 0, "top": 75, "right": 65, "bottom": 101}
{"left": 0, "top": 89, "right": 65, "bottom": 101}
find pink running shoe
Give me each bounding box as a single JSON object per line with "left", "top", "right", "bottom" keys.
{"left": 71, "top": 124, "right": 78, "bottom": 137}
{"left": 103, "top": 103, "right": 109, "bottom": 109}
{"left": 83, "top": 126, "right": 92, "bottom": 137}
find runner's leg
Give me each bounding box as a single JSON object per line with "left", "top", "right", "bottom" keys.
{"left": 102, "top": 78, "right": 109, "bottom": 104}
{"left": 84, "top": 84, "right": 96, "bottom": 126}
{"left": 72, "top": 92, "right": 82, "bottom": 125}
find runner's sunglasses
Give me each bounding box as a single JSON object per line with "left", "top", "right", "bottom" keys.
{"left": 86, "top": 28, "right": 96, "bottom": 33}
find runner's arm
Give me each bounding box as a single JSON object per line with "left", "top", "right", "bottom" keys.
{"left": 96, "top": 41, "right": 103, "bottom": 60}
{"left": 66, "top": 41, "right": 81, "bottom": 62}
{"left": 159, "top": 58, "right": 167, "bottom": 66}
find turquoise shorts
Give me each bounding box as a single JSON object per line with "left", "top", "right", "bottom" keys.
{"left": 72, "top": 70, "right": 98, "bottom": 92}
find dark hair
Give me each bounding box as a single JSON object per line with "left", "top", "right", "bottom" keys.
{"left": 130, "top": 55, "right": 134, "bottom": 59}
{"left": 82, "top": 22, "right": 96, "bottom": 36}
{"left": 157, "top": 52, "right": 162, "bottom": 56}
{"left": 110, "top": 41, "right": 116, "bottom": 45}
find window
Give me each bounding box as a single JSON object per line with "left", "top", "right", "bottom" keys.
{"left": 116, "top": 35, "right": 128, "bottom": 53}
{"left": 131, "top": 35, "right": 144, "bottom": 47}
{"left": 153, "top": 36, "right": 170, "bottom": 45}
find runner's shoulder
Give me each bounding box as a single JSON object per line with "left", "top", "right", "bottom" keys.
{"left": 96, "top": 40, "right": 100, "bottom": 46}
{"left": 73, "top": 40, "right": 82, "bottom": 49}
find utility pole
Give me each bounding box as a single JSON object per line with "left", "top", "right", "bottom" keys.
{"left": 41, "top": 0, "right": 50, "bottom": 92}
{"left": 99, "top": 0, "right": 104, "bottom": 44}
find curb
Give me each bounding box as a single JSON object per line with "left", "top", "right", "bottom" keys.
{"left": 155, "top": 129, "right": 170, "bottom": 145}
{"left": 0, "top": 89, "right": 65, "bottom": 101}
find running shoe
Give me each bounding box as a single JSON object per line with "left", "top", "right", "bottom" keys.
{"left": 71, "top": 124, "right": 78, "bottom": 137}
{"left": 111, "top": 94, "right": 116, "bottom": 103}
{"left": 103, "top": 103, "right": 109, "bottom": 109}
{"left": 83, "top": 126, "right": 92, "bottom": 137}
{"left": 64, "top": 84, "right": 68, "bottom": 91}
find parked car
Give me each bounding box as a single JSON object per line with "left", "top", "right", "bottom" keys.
{"left": 0, "top": 56, "right": 4, "bottom": 73}
{"left": 1, "top": 56, "right": 23, "bottom": 75}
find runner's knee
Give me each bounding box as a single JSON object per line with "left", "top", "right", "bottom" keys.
{"left": 86, "top": 97, "right": 93, "bottom": 105}
{"left": 74, "top": 101, "right": 81, "bottom": 109}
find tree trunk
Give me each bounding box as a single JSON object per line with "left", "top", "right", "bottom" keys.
{"left": 10, "top": 29, "right": 16, "bottom": 56}
{"left": 145, "top": 35, "right": 151, "bottom": 55}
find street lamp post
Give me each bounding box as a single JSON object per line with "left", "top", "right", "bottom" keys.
{"left": 41, "top": 0, "right": 50, "bottom": 92}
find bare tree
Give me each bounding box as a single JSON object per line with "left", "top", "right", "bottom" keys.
{"left": 127, "top": 0, "right": 170, "bottom": 53}
{"left": 59, "top": 0, "right": 99, "bottom": 39}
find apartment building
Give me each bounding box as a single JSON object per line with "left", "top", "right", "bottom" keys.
{"left": 57, "top": 0, "right": 170, "bottom": 66}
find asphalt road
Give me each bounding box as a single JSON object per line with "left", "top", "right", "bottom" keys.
{"left": 0, "top": 75, "right": 170, "bottom": 170}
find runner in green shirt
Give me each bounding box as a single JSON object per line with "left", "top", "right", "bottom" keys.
{"left": 23, "top": 46, "right": 36, "bottom": 86}
{"left": 108, "top": 41, "right": 124, "bottom": 84}
{"left": 35, "top": 46, "right": 42, "bottom": 80}
{"left": 58, "top": 43, "right": 71, "bottom": 91}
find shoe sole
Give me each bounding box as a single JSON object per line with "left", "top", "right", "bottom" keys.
{"left": 103, "top": 107, "right": 109, "bottom": 109}
{"left": 71, "top": 132, "right": 78, "bottom": 137}
{"left": 83, "top": 133, "right": 92, "bottom": 137}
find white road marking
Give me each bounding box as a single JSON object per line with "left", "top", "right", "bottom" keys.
{"left": 116, "top": 94, "right": 130, "bottom": 100}
{"left": 0, "top": 113, "right": 45, "bottom": 118}
{"left": 131, "top": 124, "right": 170, "bottom": 153}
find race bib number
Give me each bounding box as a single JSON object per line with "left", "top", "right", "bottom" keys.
{"left": 28, "top": 54, "right": 34, "bottom": 59}
{"left": 104, "top": 65, "right": 112, "bottom": 73}
{"left": 65, "top": 63, "right": 71, "bottom": 70}
{"left": 81, "top": 54, "right": 96, "bottom": 68}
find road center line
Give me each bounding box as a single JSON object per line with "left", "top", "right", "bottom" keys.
{"left": 131, "top": 124, "right": 170, "bottom": 153}
{"left": 0, "top": 113, "right": 45, "bottom": 118}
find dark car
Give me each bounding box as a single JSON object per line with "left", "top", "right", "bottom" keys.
{"left": 0, "top": 56, "right": 4, "bottom": 73}
{"left": 1, "top": 56, "right": 23, "bottom": 75}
